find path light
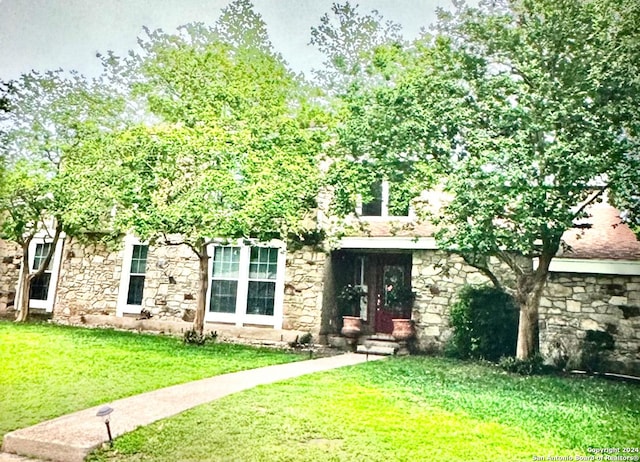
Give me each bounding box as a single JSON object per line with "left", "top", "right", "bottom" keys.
{"left": 96, "top": 406, "right": 114, "bottom": 445}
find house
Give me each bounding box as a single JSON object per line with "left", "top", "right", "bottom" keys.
{"left": 1, "top": 187, "right": 639, "bottom": 374}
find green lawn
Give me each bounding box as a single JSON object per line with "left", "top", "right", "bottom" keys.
{"left": 0, "top": 321, "right": 302, "bottom": 437}
{"left": 90, "top": 357, "right": 640, "bottom": 462}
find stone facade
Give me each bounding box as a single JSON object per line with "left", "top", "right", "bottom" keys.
{"left": 282, "top": 247, "right": 328, "bottom": 335}
{"left": 54, "top": 239, "right": 121, "bottom": 320}
{"left": 409, "top": 250, "right": 640, "bottom": 374}
{"left": 53, "top": 239, "right": 202, "bottom": 323}
{"left": 410, "top": 250, "right": 493, "bottom": 351}
{"left": 51, "top": 239, "right": 326, "bottom": 335}
{"left": 0, "top": 240, "right": 21, "bottom": 314}
{"left": 540, "top": 272, "right": 640, "bottom": 375}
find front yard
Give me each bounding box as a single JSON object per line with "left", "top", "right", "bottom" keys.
{"left": 2, "top": 322, "right": 638, "bottom": 461}
{"left": 0, "top": 321, "right": 302, "bottom": 437}
{"left": 89, "top": 357, "right": 640, "bottom": 462}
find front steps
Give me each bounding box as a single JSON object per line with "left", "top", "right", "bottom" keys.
{"left": 356, "top": 334, "right": 402, "bottom": 356}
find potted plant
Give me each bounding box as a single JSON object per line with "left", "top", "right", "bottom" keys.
{"left": 384, "top": 283, "right": 416, "bottom": 341}
{"left": 337, "top": 284, "right": 366, "bottom": 344}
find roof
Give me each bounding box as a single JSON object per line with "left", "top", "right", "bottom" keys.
{"left": 342, "top": 203, "right": 640, "bottom": 262}
{"left": 561, "top": 203, "right": 640, "bottom": 261}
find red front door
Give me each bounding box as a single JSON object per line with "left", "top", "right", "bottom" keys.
{"left": 366, "top": 254, "right": 412, "bottom": 334}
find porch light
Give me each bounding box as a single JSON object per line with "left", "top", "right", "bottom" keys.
{"left": 96, "top": 405, "right": 114, "bottom": 445}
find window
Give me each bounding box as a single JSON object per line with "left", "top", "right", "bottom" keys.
{"left": 247, "top": 247, "right": 278, "bottom": 316}
{"left": 29, "top": 243, "right": 53, "bottom": 301}
{"left": 362, "top": 180, "right": 383, "bottom": 216}
{"left": 358, "top": 179, "right": 410, "bottom": 217}
{"left": 117, "top": 237, "right": 149, "bottom": 315}
{"left": 126, "top": 245, "right": 148, "bottom": 306}
{"left": 26, "top": 236, "right": 64, "bottom": 312}
{"left": 207, "top": 244, "right": 285, "bottom": 328}
{"left": 210, "top": 246, "right": 240, "bottom": 313}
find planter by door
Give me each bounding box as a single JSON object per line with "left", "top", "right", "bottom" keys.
{"left": 391, "top": 318, "right": 416, "bottom": 341}
{"left": 341, "top": 316, "right": 362, "bottom": 352}
{"left": 341, "top": 316, "right": 362, "bottom": 338}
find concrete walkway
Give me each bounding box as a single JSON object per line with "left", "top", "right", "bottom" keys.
{"left": 2, "top": 353, "right": 383, "bottom": 462}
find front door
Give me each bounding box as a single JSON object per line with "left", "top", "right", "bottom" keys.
{"left": 366, "top": 254, "right": 412, "bottom": 334}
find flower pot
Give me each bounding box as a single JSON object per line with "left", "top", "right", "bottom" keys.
{"left": 341, "top": 316, "right": 362, "bottom": 339}
{"left": 391, "top": 318, "right": 415, "bottom": 342}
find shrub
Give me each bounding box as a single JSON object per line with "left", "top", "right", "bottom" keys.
{"left": 183, "top": 329, "right": 218, "bottom": 346}
{"left": 580, "top": 330, "right": 615, "bottom": 373}
{"left": 448, "top": 285, "right": 518, "bottom": 362}
{"left": 499, "top": 354, "right": 552, "bottom": 375}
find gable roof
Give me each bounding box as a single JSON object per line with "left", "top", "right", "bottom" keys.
{"left": 561, "top": 203, "right": 640, "bottom": 261}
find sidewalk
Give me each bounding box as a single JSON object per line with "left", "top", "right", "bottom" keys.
{"left": 1, "top": 353, "right": 383, "bottom": 462}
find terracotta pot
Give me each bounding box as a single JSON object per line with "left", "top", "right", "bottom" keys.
{"left": 392, "top": 318, "right": 415, "bottom": 341}
{"left": 341, "top": 316, "right": 362, "bottom": 339}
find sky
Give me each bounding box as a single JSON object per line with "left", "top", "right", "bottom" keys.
{"left": 0, "top": 0, "right": 454, "bottom": 81}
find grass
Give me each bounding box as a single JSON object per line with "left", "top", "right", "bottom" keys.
{"left": 90, "top": 357, "right": 640, "bottom": 462}
{"left": 0, "top": 321, "right": 302, "bottom": 438}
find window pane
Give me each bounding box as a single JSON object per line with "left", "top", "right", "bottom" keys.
{"left": 249, "top": 247, "right": 277, "bottom": 280}
{"left": 362, "top": 181, "right": 383, "bottom": 216}
{"left": 32, "top": 243, "right": 53, "bottom": 271}
{"left": 247, "top": 281, "right": 275, "bottom": 316}
{"left": 127, "top": 275, "right": 145, "bottom": 305}
{"left": 213, "top": 247, "right": 240, "bottom": 278}
{"left": 29, "top": 273, "right": 51, "bottom": 301}
{"left": 130, "top": 245, "right": 148, "bottom": 274}
{"left": 209, "top": 280, "right": 238, "bottom": 313}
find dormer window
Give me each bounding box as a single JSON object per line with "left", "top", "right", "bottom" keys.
{"left": 357, "top": 179, "right": 410, "bottom": 217}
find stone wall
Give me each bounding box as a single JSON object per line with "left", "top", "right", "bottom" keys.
{"left": 0, "top": 240, "right": 21, "bottom": 314}
{"left": 54, "top": 240, "right": 121, "bottom": 320}
{"left": 54, "top": 240, "right": 200, "bottom": 323}
{"left": 540, "top": 272, "right": 640, "bottom": 375}
{"left": 53, "top": 240, "right": 326, "bottom": 332}
{"left": 410, "top": 250, "right": 492, "bottom": 352}
{"left": 282, "top": 247, "right": 327, "bottom": 335}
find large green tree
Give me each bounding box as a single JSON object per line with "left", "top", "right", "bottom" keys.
{"left": 329, "top": 0, "right": 640, "bottom": 359}
{"left": 88, "top": 0, "right": 326, "bottom": 334}
{"left": 0, "top": 71, "right": 125, "bottom": 321}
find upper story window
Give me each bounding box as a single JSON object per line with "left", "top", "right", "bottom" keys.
{"left": 357, "top": 179, "right": 410, "bottom": 217}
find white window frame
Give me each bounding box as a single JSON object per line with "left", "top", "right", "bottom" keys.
{"left": 27, "top": 234, "right": 64, "bottom": 312}
{"left": 117, "top": 235, "right": 149, "bottom": 316}
{"left": 205, "top": 241, "right": 286, "bottom": 328}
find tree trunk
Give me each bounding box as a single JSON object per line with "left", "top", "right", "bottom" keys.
{"left": 515, "top": 252, "right": 553, "bottom": 360}
{"left": 15, "top": 224, "right": 63, "bottom": 323}
{"left": 193, "top": 244, "right": 209, "bottom": 336}
{"left": 15, "top": 243, "right": 32, "bottom": 323}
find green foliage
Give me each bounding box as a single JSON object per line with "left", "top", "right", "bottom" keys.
{"left": 449, "top": 285, "right": 518, "bottom": 362}
{"left": 326, "top": 0, "right": 640, "bottom": 358}
{"left": 336, "top": 283, "right": 365, "bottom": 317}
{"left": 183, "top": 329, "right": 218, "bottom": 346}
{"left": 0, "top": 321, "right": 302, "bottom": 438}
{"left": 580, "top": 330, "right": 615, "bottom": 373}
{"left": 89, "top": 357, "right": 639, "bottom": 461}
{"left": 498, "top": 354, "right": 551, "bottom": 376}
{"left": 310, "top": 2, "right": 403, "bottom": 94}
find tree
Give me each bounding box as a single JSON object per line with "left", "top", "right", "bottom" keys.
{"left": 328, "top": 0, "right": 640, "bottom": 359}
{"left": 0, "top": 70, "right": 125, "bottom": 321}
{"left": 90, "top": 0, "right": 326, "bottom": 335}
{"left": 310, "top": 2, "right": 403, "bottom": 95}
